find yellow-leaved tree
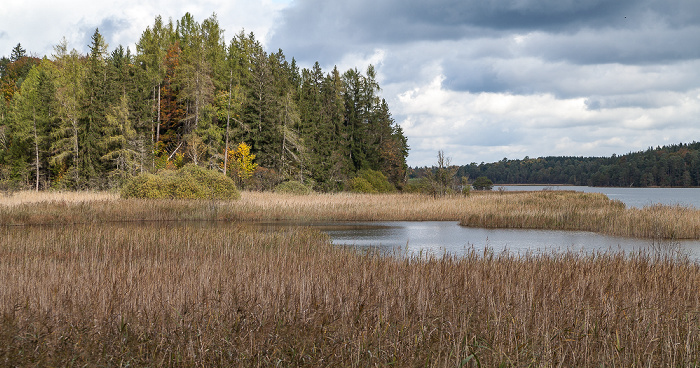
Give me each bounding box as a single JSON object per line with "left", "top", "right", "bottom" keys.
{"left": 223, "top": 142, "right": 257, "bottom": 186}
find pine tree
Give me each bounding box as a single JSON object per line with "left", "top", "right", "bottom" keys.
{"left": 321, "top": 67, "right": 353, "bottom": 189}
{"left": 8, "top": 62, "right": 56, "bottom": 190}
{"left": 136, "top": 16, "right": 174, "bottom": 149}
{"left": 80, "top": 28, "right": 109, "bottom": 188}
{"left": 102, "top": 94, "right": 139, "bottom": 186}
{"left": 51, "top": 39, "right": 85, "bottom": 188}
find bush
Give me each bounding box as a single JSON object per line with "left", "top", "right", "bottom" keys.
{"left": 402, "top": 178, "right": 426, "bottom": 193}
{"left": 121, "top": 164, "right": 240, "bottom": 200}
{"left": 350, "top": 177, "right": 378, "bottom": 193}
{"left": 274, "top": 180, "right": 313, "bottom": 195}
{"left": 472, "top": 176, "right": 494, "bottom": 191}
{"left": 352, "top": 169, "right": 395, "bottom": 193}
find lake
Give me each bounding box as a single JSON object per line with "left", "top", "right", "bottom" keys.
{"left": 248, "top": 187, "right": 700, "bottom": 261}
{"left": 494, "top": 185, "right": 700, "bottom": 208}
{"left": 318, "top": 221, "right": 700, "bottom": 261}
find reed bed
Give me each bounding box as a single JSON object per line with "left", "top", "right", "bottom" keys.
{"left": 2, "top": 190, "right": 700, "bottom": 239}
{"left": 0, "top": 190, "right": 118, "bottom": 206}
{"left": 460, "top": 191, "right": 700, "bottom": 239}
{"left": 0, "top": 223, "right": 698, "bottom": 366}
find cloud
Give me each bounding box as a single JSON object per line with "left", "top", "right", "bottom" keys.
{"left": 392, "top": 71, "right": 700, "bottom": 166}
{"left": 1, "top": 0, "right": 289, "bottom": 57}
{"left": 3, "top": 0, "right": 699, "bottom": 168}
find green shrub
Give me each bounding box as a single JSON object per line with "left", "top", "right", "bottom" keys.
{"left": 350, "top": 177, "right": 378, "bottom": 193}
{"left": 354, "top": 169, "right": 395, "bottom": 193}
{"left": 274, "top": 180, "right": 313, "bottom": 195}
{"left": 121, "top": 164, "right": 240, "bottom": 200}
{"left": 403, "top": 178, "right": 428, "bottom": 193}
{"left": 472, "top": 176, "right": 494, "bottom": 191}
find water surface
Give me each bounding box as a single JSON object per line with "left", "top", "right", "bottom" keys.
{"left": 320, "top": 221, "right": 700, "bottom": 261}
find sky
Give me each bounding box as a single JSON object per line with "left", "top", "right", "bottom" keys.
{"left": 2, "top": 0, "right": 699, "bottom": 167}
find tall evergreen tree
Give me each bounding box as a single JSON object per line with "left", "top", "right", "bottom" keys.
{"left": 51, "top": 39, "right": 85, "bottom": 188}
{"left": 79, "top": 28, "right": 109, "bottom": 188}
{"left": 136, "top": 16, "right": 174, "bottom": 148}
{"left": 0, "top": 13, "right": 409, "bottom": 192}
{"left": 7, "top": 62, "right": 56, "bottom": 190}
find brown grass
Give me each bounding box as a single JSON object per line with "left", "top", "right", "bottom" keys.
{"left": 2, "top": 190, "right": 700, "bottom": 239}
{"left": 1, "top": 223, "right": 699, "bottom": 366}
{"left": 0, "top": 190, "right": 117, "bottom": 206}
{"left": 460, "top": 191, "right": 700, "bottom": 239}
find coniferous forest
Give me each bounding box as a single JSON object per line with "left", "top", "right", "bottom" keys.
{"left": 445, "top": 142, "right": 700, "bottom": 187}
{"left": 0, "top": 13, "right": 409, "bottom": 192}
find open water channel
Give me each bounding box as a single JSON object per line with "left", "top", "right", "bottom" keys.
{"left": 303, "top": 187, "right": 700, "bottom": 260}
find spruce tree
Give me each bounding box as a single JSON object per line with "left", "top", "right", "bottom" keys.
{"left": 80, "top": 28, "right": 109, "bottom": 188}
{"left": 51, "top": 39, "right": 85, "bottom": 188}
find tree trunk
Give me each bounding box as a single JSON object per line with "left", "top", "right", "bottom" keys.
{"left": 33, "top": 107, "right": 39, "bottom": 191}
{"left": 224, "top": 72, "right": 232, "bottom": 176}
{"left": 156, "top": 83, "right": 161, "bottom": 143}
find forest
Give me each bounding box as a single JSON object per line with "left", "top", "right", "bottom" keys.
{"left": 0, "top": 13, "right": 409, "bottom": 192}
{"left": 434, "top": 142, "right": 700, "bottom": 187}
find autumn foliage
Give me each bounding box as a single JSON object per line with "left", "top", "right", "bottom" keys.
{"left": 223, "top": 142, "right": 258, "bottom": 183}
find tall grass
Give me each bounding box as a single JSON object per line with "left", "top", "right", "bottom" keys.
{"left": 0, "top": 223, "right": 698, "bottom": 366}
{"left": 460, "top": 191, "right": 700, "bottom": 239}
{"left": 2, "top": 190, "right": 700, "bottom": 239}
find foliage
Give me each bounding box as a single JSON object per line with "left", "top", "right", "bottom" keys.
{"left": 415, "top": 151, "right": 463, "bottom": 197}
{"left": 442, "top": 142, "right": 700, "bottom": 187}
{"left": 223, "top": 142, "right": 257, "bottom": 185}
{"left": 351, "top": 169, "right": 395, "bottom": 193}
{"left": 472, "top": 176, "right": 493, "bottom": 191}
{"left": 0, "top": 14, "right": 409, "bottom": 192}
{"left": 274, "top": 180, "right": 313, "bottom": 195}
{"left": 120, "top": 164, "right": 240, "bottom": 199}
{"left": 246, "top": 167, "right": 284, "bottom": 191}
{"left": 349, "top": 177, "right": 377, "bottom": 193}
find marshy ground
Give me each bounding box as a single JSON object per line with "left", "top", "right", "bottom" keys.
{"left": 1, "top": 191, "right": 699, "bottom": 366}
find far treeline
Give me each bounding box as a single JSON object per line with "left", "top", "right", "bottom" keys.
{"left": 412, "top": 142, "right": 700, "bottom": 187}
{"left": 0, "top": 13, "right": 408, "bottom": 192}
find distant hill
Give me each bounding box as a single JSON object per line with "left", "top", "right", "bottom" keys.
{"left": 411, "top": 142, "right": 700, "bottom": 187}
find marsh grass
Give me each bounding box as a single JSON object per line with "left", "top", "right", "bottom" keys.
{"left": 460, "top": 191, "right": 700, "bottom": 239}
{"left": 0, "top": 223, "right": 698, "bottom": 366}
{"left": 2, "top": 190, "right": 700, "bottom": 239}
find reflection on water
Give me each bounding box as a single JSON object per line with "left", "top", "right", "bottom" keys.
{"left": 318, "top": 221, "right": 700, "bottom": 261}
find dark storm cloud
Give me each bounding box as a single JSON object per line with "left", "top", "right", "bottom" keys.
{"left": 271, "top": 0, "right": 700, "bottom": 70}
{"left": 267, "top": 0, "right": 700, "bottom": 166}
{"left": 517, "top": 26, "right": 700, "bottom": 65}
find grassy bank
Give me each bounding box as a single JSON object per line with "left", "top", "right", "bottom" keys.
{"left": 2, "top": 190, "right": 700, "bottom": 239}
{"left": 1, "top": 223, "right": 698, "bottom": 366}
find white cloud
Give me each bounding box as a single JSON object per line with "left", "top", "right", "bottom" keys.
{"left": 0, "top": 0, "right": 290, "bottom": 56}
{"left": 391, "top": 69, "right": 700, "bottom": 166}
{"left": 4, "top": 0, "right": 700, "bottom": 169}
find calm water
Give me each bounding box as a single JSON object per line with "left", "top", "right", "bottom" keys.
{"left": 494, "top": 185, "right": 700, "bottom": 209}
{"left": 250, "top": 187, "right": 700, "bottom": 261}
{"left": 321, "top": 221, "right": 700, "bottom": 261}
{"left": 320, "top": 187, "right": 700, "bottom": 259}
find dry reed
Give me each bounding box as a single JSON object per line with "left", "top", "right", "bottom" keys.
{"left": 2, "top": 190, "right": 700, "bottom": 239}
{"left": 0, "top": 190, "right": 117, "bottom": 206}
{"left": 1, "top": 223, "right": 698, "bottom": 366}
{"left": 460, "top": 191, "right": 700, "bottom": 239}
